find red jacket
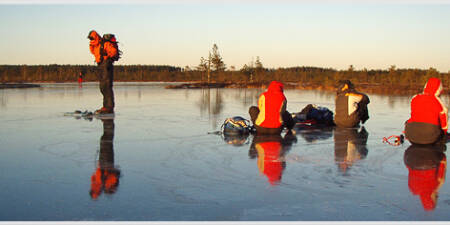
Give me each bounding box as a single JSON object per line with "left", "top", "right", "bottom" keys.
{"left": 407, "top": 77, "right": 448, "bottom": 133}
{"left": 255, "top": 81, "right": 287, "bottom": 128}
{"left": 407, "top": 156, "right": 446, "bottom": 211}
{"left": 255, "top": 139, "right": 283, "bottom": 185}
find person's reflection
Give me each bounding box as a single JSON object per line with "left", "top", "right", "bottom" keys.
{"left": 249, "top": 132, "right": 297, "bottom": 185}
{"left": 404, "top": 144, "right": 447, "bottom": 211}
{"left": 90, "top": 118, "right": 121, "bottom": 200}
{"left": 334, "top": 126, "right": 369, "bottom": 174}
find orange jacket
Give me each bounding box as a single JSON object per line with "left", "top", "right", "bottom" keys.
{"left": 88, "top": 30, "right": 119, "bottom": 64}
{"left": 90, "top": 167, "right": 120, "bottom": 199}
{"left": 88, "top": 30, "right": 103, "bottom": 63}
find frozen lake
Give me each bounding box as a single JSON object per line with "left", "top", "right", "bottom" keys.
{"left": 0, "top": 82, "right": 449, "bottom": 221}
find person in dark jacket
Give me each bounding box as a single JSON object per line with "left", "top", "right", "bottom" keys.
{"left": 88, "top": 30, "right": 117, "bottom": 114}
{"left": 334, "top": 80, "right": 370, "bottom": 128}
{"left": 405, "top": 77, "right": 448, "bottom": 145}
{"left": 249, "top": 81, "right": 295, "bottom": 135}
{"left": 404, "top": 144, "right": 446, "bottom": 211}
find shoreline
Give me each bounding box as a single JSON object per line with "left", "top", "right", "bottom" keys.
{"left": 163, "top": 81, "right": 433, "bottom": 95}
{"left": 1, "top": 81, "right": 444, "bottom": 96}
{"left": 0, "top": 83, "right": 41, "bottom": 89}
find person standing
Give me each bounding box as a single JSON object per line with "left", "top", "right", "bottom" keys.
{"left": 334, "top": 80, "right": 370, "bottom": 128}
{"left": 248, "top": 81, "right": 295, "bottom": 135}
{"left": 405, "top": 77, "right": 448, "bottom": 145}
{"left": 87, "top": 30, "right": 120, "bottom": 114}
{"left": 78, "top": 72, "right": 84, "bottom": 84}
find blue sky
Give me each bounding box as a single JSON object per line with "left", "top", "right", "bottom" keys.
{"left": 1, "top": 1, "right": 450, "bottom": 71}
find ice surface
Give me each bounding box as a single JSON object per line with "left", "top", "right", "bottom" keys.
{"left": 0, "top": 82, "right": 449, "bottom": 221}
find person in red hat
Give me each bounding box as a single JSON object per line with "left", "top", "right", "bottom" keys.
{"left": 405, "top": 77, "right": 448, "bottom": 145}
{"left": 249, "top": 81, "right": 295, "bottom": 135}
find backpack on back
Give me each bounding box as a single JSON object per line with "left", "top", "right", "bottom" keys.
{"left": 101, "top": 34, "right": 122, "bottom": 62}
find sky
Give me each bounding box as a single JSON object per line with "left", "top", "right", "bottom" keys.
{"left": 1, "top": 0, "right": 450, "bottom": 72}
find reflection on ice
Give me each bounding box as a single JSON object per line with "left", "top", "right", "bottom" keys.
{"left": 334, "top": 127, "right": 369, "bottom": 174}
{"left": 222, "top": 133, "right": 250, "bottom": 146}
{"left": 294, "top": 125, "right": 333, "bottom": 143}
{"left": 249, "top": 133, "right": 297, "bottom": 185}
{"left": 404, "top": 144, "right": 447, "bottom": 211}
{"left": 1, "top": 83, "right": 450, "bottom": 220}
{"left": 90, "top": 119, "right": 121, "bottom": 200}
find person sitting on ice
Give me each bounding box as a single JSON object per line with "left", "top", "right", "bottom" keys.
{"left": 248, "top": 81, "right": 295, "bottom": 135}
{"left": 405, "top": 77, "right": 448, "bottom": 145}
{"left": 333, "top": 80, "right": 370, "bottom": 128}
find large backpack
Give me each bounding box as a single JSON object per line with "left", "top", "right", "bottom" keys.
{"left": 101, "top": 34, "right": 122, "bottom": 62}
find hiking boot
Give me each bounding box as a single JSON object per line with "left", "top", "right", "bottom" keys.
{"left": 95, "top": 107, "right": 114, "bottom": 114}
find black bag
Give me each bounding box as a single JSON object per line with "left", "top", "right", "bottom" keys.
{"left": 294, "top": 104, "right": 334, "bottom": 126}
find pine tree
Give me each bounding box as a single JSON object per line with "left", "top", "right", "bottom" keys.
{"left": 197, "top": 57, "right": 208, "bottom": 72}
{"left": 211, "top": 44, "right": 226, "bottom": 72}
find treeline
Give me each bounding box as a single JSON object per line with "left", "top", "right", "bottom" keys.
{"left": 2, "top": 43, "right": 448, "bottom": 94}
{"left": 0, "top": 64, "right": 185, "bottom": 83}
{"left": 0, "top": 64, "right": 448, "bottom": 89}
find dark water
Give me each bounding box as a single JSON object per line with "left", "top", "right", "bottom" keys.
{"left": 0, "top": 82, "right": 449, "bottom": 221}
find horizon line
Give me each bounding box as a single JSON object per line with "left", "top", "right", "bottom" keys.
{"left": 1, "top": 63, "right": 447, "bottom": 72}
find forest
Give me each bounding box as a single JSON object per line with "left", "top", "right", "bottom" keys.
{"left": 0, "top": 44, "right": 448, "bottom": 94}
